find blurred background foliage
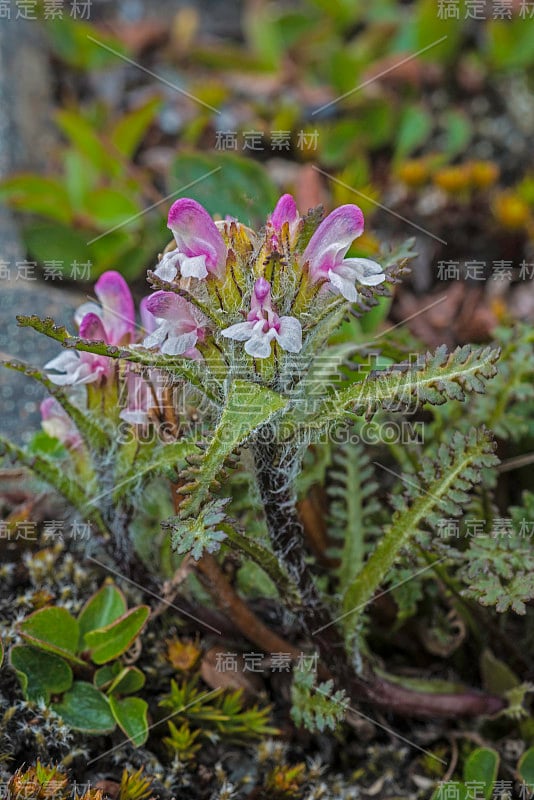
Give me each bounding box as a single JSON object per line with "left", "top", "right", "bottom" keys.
{"left": 1, "top": 0, "right": 533, "bottom": 287}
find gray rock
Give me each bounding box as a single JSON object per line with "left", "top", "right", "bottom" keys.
{"left": 0, "top": 18, "right": 81, "bottom": 444}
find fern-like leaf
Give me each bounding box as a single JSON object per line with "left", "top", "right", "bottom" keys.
{"left": 178, "top": 380, "right": 288, "bottom": 518}
{"left": 341, "top": 428, "right": 498, "bottom": 630}
{"left": 287, "top": 345, "right": 500, "bottom": 437}
{"left": 0, "top": 356, "right": 109, "bottom": 452}
{"left": 291, "top": 671, "right": 348, "bottom": 733}
{"left": 16, "top": 315, "right": 223, "bottom": 405}
{"left": 327, "top": 438, "right": 380, "bottom": 594}
{"left": 0, "top": 435, "right": 109, "bottom": 536}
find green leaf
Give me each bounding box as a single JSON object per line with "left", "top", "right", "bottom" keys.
{"left": 10, "top": 645, "right": 73, "bottom": 703}
{"left": 463, "top": 748, "right": 499, "bottom": 800}
{"left": 412, "top": 0, "right": 463, "bottom": 62}
{"left": 110, "top": 97, "right": 162, "bottom": 159}
{"left": 170, "top": 498, "right": 228, "bottom": 561}
{"left": 107, "top": 667, "right": 146, "bottom": 696}
{"left": 94, "top": 662, "right": 121, "bottom": 690}
{"left": 222, "top": 522, "right": 299, "bottom": 603}
{"left": 394, "top": 106, "right": 433, "bottom": 161}
{"left": 0, "top": 434, "right": 110, "bottom": 537}
{"left": 55, "top": 110, "right": 121, "bottom": 176}
{"left": 109, "top": 695, "right": 149, "bottom": 746}
{"left": 18, "top": 607, "right": 85, "bottom": 666}
{"left": 85, "top": 606, "right": 150, "bottom": 664}
{"left": 291, "top": 672, "right": 348, "bottom": 733}
{"left": 45, "top": 16, "right": 128, "bottom": 70}
{"left": 16, "top": 316, "right": 223, "bottom": 404}
{"left": 63, "top": 149, "right": 99, "bottom": 212}
{"left": 168, "top": 151, "right": 277, "bottom": 227}
{"left": 487, "top": 18, "right": 534, "bottom": 70}
{"left": 27, "top": 431, "right": 67, "bottom": 459}
{"left": 480, "top": 649, "right": 520, "bottom": 696}
{"left": 328, "top": 439, "right": 380, "bottom": 594}
{"left": 115, "top": 440, "right": 198, "bottom": 495}
{"left": 341, "top": 429, "right": 498, "bottom": 629}
{"left": 180, "top": 380, "right": 288, "bottom": 518}
{"left": 22, "top": 221, "right": 94, "bottom": 275}
{"left": 440, "top": 110, "right": 472, "bottom": 159}
{"left": 52, "top": 681, "right": 116, "bottom": 733}
{"left": 78, "top": 584, "right": 127, "bottom": 648}
{"left": 82, "top": 188, "right": 141, "bottom": 230}
{"left": 0, "top": 355, "right": 110, "bottom": 452}
{"left": 518, "top": 748, "right": 534, "bottom": 786}
{"left": 290, "top": 345, "right": 500, "bottom": 436}
{"left": 0, "top": 174, "right": 72, "bottom": 224}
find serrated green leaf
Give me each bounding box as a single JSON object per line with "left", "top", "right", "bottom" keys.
{"left": 341, "top": 429, "right": 498, "bottom": 631}
{"left": 180, "top": 380, "right": 288, "bottom": 518}
{"left": 1, "top": 356, "right": 109, "bottom": 452}
{"left": 288, "top": 346, "right": 500, "bottom": 436}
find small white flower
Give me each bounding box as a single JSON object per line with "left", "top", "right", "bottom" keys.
{"left": 221, "top": 277, "right": 302, "bottom": 359}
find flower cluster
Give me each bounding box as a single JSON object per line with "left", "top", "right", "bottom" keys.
{"left": 42, "top": 194, "right": 385, "bottom": 442}
{"left": 149, "top": 193, "right": 384, "bottom": 359}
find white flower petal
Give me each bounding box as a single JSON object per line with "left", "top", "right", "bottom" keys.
{"left": 245, "top": 329, "right": 276, "bottom": 359}
{"left": 275, "top": 317, "right": 303, "bottom": 353}
{"left": 44, "top": 351, "right": 79, "bottom": 372}
{"left": 221, "top": 321, "right": 255, "bottom": 341}
{"left": 161, "top": 331, "right": 199, "bottom": 356}
{"left": 343, "top": 257, "right": 385, "bottom": 286}
{"left": 74, "top": 302, "right": 101, "bottom": 328}
{"left": 143, "top": 324, "right": 168, "bottom": 349}
{"left": 180, "top": 254, "right": 208, "bottom": 279}
{"left": 328, "top": 268, "right": 358, "bottom": 302}
{"left": 153, "top": 261, "right": 178, "bottom": 282}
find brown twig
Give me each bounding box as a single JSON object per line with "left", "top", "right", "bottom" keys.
{"left": 196, "top": 553, "right": 302, "bottom": 660}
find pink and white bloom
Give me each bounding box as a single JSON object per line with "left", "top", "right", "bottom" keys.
{"left": 221, "top": 277, "right": 302, "bottom": 359}
{"left": 45, "top": 271, "right": 135, "bottom": 386}
{"left": 154, "top": 198, "right": 227, "bottom": 282}
{"left": 303, "top": 205, "right": 385, "bottom": 302}
{"left": 40, "top": 397, "right": 82, "bottom": 449}
{"left": 142, "top": 291, "right": 206, "bottom": 358}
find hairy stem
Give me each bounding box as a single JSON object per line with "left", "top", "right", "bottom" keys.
{"left": 252, "top": 433, "right": 352, "bottom": 682}
{"left": 250, "top": 431, "right": 505, "bottom": 719}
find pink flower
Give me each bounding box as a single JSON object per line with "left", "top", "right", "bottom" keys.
{"left": 268, "top": 194, "right": 300, "bottom": 246}
{"left": 119, "top": 369, "right": 165, "bottom": 426}
{"left": 40, "top": 397, "right": 82, "bottom": 449}
{"left": 154, "top": 198, "right": 227, "bottom": 282}
{"left": 142, "top": 291, "right": 206, "bottom": 358}
{"left": 303, "top": 205, "right": 385, "bottom": 302}
{"left": 45, "top": 271, "right": 136, "bottom": 386}
{"left": 221, "top": 277, "right": 302, "bottom": 359}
